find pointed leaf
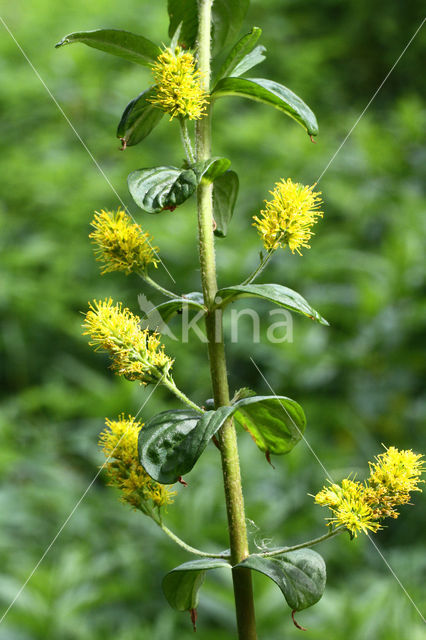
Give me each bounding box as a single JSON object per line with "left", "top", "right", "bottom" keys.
{"left": 128, "top": 166, "right": 198, "bottom": 213}
{"left": 138, "top": 408, "right": 234, "bottom": 484}
{"left": 231, "top": 46, "right": 267, "bottom": 78}
{"left": 212, "top": 77, "right": 318, "bottom": 136}
{"left": 117, "top": 88, "right": 163, "bottom": 147}
{"left": 163, "top": 558, "right": 231, "bottom": 611}
{"left": 140, "top": 292, "right": 206, "bottom": 326}
{"left": 236, "top": 550, "right": 326, "bottom": 611}
{"left": 194, "top": 157, "right": 231, "bottom": 184}
{"left": 167, "top": 0, "right": 249, "bottom": 53}
{"left": 233, "top": 395, "right": 306, "bottom": 454}
{"left": 140, "top": 395, "right": 305, "bottom": 485}
{"left": 214, "top": 27, "right": 265, "bottom": 83}
{"left": 55, "top": 29, "right": 160, "bottom": 66}
{"left": 217, "top": 283, "right": 329, "bottom": 325}
{"left": 213, "top": 171, "right": 239, "bottom": 237}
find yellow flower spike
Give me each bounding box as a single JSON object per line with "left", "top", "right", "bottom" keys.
{"left": 82, "top": 298, "right": 173, "bottom": 385}
{"left": 253, "top": 178, "right": 323, "bottom": 254}
{"left": 99, "top": 415, "right": 176, "bottom": 516}
{"left": 149, "top": 46, "right": 209, "bottom": 120}
{"left": 89, "top": 209, "right": 159, "bottom": 275}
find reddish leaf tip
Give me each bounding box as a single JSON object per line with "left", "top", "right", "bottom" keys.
{"left": 178, "top": 476, "right": 188, "bottom": 487}
{"left": 190, "top": 607, "right": 197, "bottom": 632}
{"left": 265, "top": 451, "right": 275, "bottom": 469}
{"left": 309, "top": 135, "right": 317, "bottom": 144}
{"left": 292, "top": 610, "right": 307, "bottom": 631}
{"left": 119, "top": 137, "right": 127, "bottom": 151}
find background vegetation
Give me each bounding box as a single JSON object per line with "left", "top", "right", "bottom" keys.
{"left": 0, "top": 1, "right": 425, "bottom": 638}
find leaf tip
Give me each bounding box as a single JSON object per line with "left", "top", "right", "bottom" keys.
{"left": 292, "top": 610, "right": 307, "bottom": 631}
{"left": 189, "top": 608, "right": 197, "bottom": 632}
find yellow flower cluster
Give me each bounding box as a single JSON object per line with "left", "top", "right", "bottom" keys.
{"left": 149, "top": 46, "right": 209, "bottom": 120}
{"left": 83, "top": 298, "right": 173, "bottom": 385}
{"left": 89, "top": 209, "right": 159, "bottom": 275}
{"left": 253, "top": 178, "right": 323, "bottom": 254}
{"left": 99, "top": 415, "right": 176, "bottom": 516}
{"left": 314, "top": 446, "right": 424, "bottom": 537}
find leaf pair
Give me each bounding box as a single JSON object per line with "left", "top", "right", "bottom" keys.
{"left": 139, "top": 395, "right": 306, "bottom": 485}
{"left": 163, "top": 549, "right": 326, "bottom": 615}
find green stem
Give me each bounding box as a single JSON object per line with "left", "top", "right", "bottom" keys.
{"left": 242, "top": 250, "right": 275, "bottom": 285}
{"left": 196, "top": 2, "right": 257, "bottom": 638}
{"left": 159, "top": 523, "right": 230, "bottom": 558}
{"left": 179, "top": 117, "right": 195, "bottom": 164}
{"left": 141, "top": 273, "right": 181, "bottom": 300}
{"left": 163, "top": 377, "right": 204, "bottom": 414}
{"left": 257, "top": 526, "right": 346, "bottom": 558}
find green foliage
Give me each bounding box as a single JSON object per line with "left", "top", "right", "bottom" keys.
{"left": 55, "top": 28, "right": 160, "bottom": 65}
{"left": 237, "top": 550, "right": 326, "bottom": 611}
{"left": 163, "top": 559, "right": 231, "bottom": 611}
{"left": 1, "top": 0, "right": 425, "bottom": 637}
{"left": 218, "top": 283, "right": 329, "bottom": 325}
{"left": 195, "top": 157, "right": 231, "bottom": 184}
{"left": 212, "top": 77, "right": 318, "bottom": 136}
{"left": 213, "top": 27, "right": 266, "bottom": 83}
{"left": 213, "top": 171, "right": 239, "bottom": 237}
{"left": 141, "top": 293, "right": 206, "bottom": 325}
{"left": 117, "top": 88, "right": 164, "bottom": 147}
{"left": 128, "top": 166, "right": 198, "bottom": 213}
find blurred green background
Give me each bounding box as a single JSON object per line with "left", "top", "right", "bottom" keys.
{"left": 0, "top": 0, "right": 425, "bottom": 638}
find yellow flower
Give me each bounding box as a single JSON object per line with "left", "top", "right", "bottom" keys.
{"left": 314, "top": 447, "right": 424, "bottom": 536}
{"left": 82, "top": 298, "right": 173, "bottom": 385}
{"left": 149, "top": 46, "right": 209, "bottom": 120}
{"left": 314, "top": 478, "right": 380, "bottom": 537}
{"left": 365, "top": 446, "right": 424, "bottom": 519}
{"left": 89, "top": 209, "right": 159, "bottom": 275}
{"left": 99, "top": 415, "right": 176, "bottom": 517}
{"left": 253, "top": 178, "right": 323, "bottom": 254}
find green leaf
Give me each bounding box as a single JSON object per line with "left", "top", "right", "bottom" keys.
{"left": 217, "top": 283, "right": 329, "bottom": 325}
{"left": 236, "top": 550, "right": 326, "bottom": 611}
{"left": 194, "top": 157, "right": 231, "bottom": 184}
{"left": 211, "top": 0, "right": 250, "bottom": 52}
{"left": 128, "top": 166, "right": 198, "bottom": 213}
{"left": 212, "top": 77, "right": 318, "bottom": 136}
{"left": 55, "top": 29, "right": 160, "bottom": 66}
{"left": 167, "top": 0, "right": 198, "bottom": 49}
{"left": 163, "top": 558, "right": 231, "bottom": 611}
{"left": 214, "top": 27, "right": 265, "bottom": 83}
{"left": 167, "top": 0, "right": 249, "bottom": 53}
{"left": 233, "top": 395, "right": 306, "bottom": 454}
{"left": 117, "top": 88, "right": 163, "bottom": 147}
{"left": 140, "top": 292, "right": 206, "bottom": 326}
{"left": 139, "top": 395, "right": 305, "bottom": 484}
{"left": 231, "top": 46, "right": 267, "bottom": 78}
{"left": 213, "top": 171, "right": 239, "bottom": 237}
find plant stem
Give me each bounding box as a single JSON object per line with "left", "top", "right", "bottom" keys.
{"left": 196, "top": 2, "right": 257, "bottom": 638}
{"left": 141, "top": 273, "right": 181, "bottom": 300}
{"left": 163, "top": 377, "right": 204, "bottom": 413}
{"left": 179, "top": 117, "right": 195, "bottom": 164}
{"left": 242, "top": 250, "right": 275, "bottom": 285}
{"left": 159, "top": 523, "right": 230, "bottom": 559}
{"left": 257, "top": 526, "right": 346, "bottom": 558}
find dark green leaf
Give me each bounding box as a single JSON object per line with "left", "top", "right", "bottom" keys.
{"left": 140, "top": 292, "right": 206, "bottom": 326}
{"left": 163, "top": 558, "right": 231, "bottom": 611}
{"left": 128, "top": 166, "right": 198, "bottom": 213}
{"left": 167, "top": 0, "right": 198, "bottom": 49}
{"left": 231, "top": 46, "right": 267, "bottom": 78}
{"left": 117, "top": 88, "right": 163, "bottom": 147}
{"left": 55, "top": 29, "right": 160, "bottom": 66}
{"left": 217, "top": 283, "right": 329, "bottom": 325}
{"left": 233, "top": 395, "right": 306, "bottom": 454}
{"left": 212, "top": 77, "right": 318, "bottom": 136}
{"left": 167, "top": 0, "right": 249, "bottom": 54}
{"left": 213, "top": 171, "right": 239, "bottom": 237}
{"left": 236, "top": 550, "right": 326, "bottom": 611}
{"left": 214, "top": 27, "right": 264, "bottom": 83}
{"left": 211, "top": 0, "right": 250, "bottom": 52}
{"left": 194, "top": 157, "right": 231, "bottom": 184}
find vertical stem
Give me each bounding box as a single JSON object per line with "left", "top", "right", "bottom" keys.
{"left": 196, "top": 2, "right": 257, "bottom": 638}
